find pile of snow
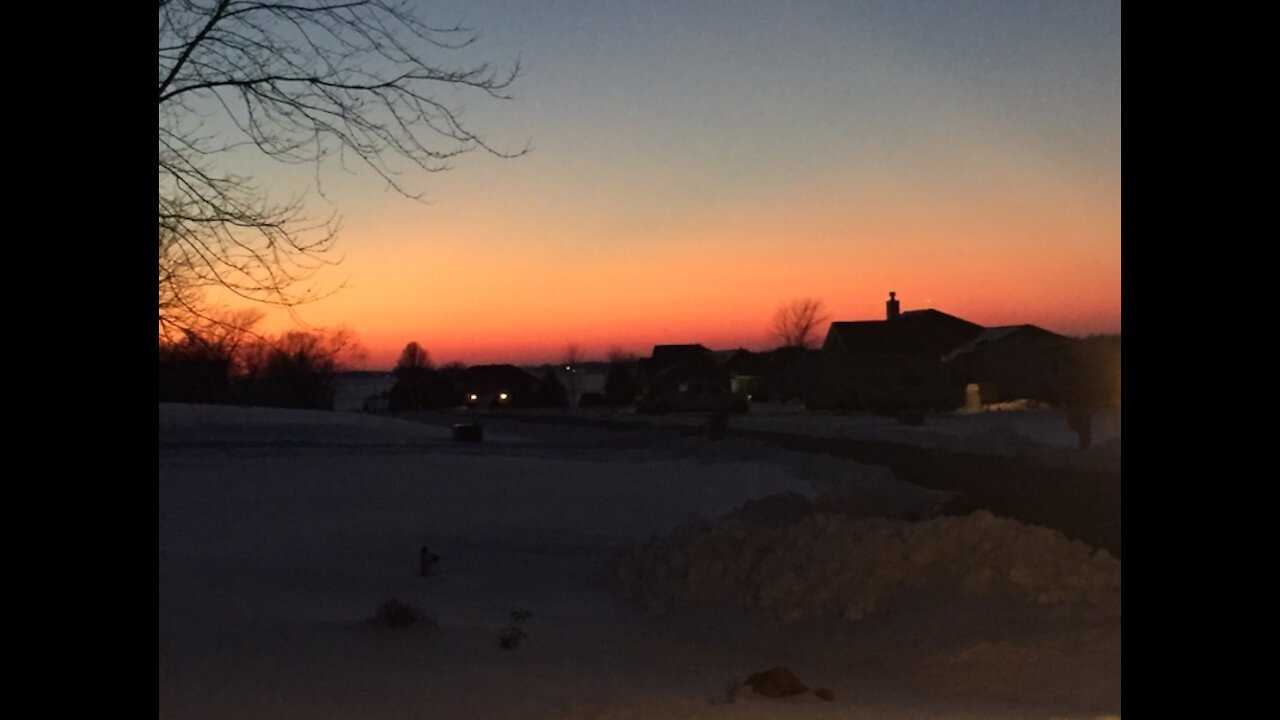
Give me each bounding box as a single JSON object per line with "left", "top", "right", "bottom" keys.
{"left": 613, "top": 500, "right": 1120, "bottom": 625}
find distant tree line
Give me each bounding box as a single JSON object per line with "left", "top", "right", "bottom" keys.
{"left": 158, "top": 310, "right": 361, "bottom": 409}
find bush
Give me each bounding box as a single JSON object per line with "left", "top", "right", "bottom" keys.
{"left": 604, "top": 357, "right": 638, "bottom": 405}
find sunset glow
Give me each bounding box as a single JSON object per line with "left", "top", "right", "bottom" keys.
{"left": 212, "top": 1, "right": 1121, "bottom": 368}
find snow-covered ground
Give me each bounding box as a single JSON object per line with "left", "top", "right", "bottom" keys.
{"left": 733, "top": 403, "right": 1120, "bottom": 454}
{"left": 159, "top": 404, "right": 1120, "bottom": 719}
{"left": 503, "top": 403, "right": 1120, "bottom": 471}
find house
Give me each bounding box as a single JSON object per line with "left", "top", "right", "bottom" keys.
{"left": 637, "top": 344, "right": 728, "bottom": 397}
{"left": 458, "top": 364, "right": 540, "bottom": 409}
{"left": 635, "top": 344, "right": 752, "bottom": 413}
{"left": 943, "top": 325, "right": 1071, "bottom": 408}
{"left": 718, "top": 346, "right": 823, "bottom": 403}
{"left": 815, "top": 293, "right": 984, "bottom": 412}
{"left": 723, "top": 349, "right": 766, "bottom": 399}
{"left": 814, "top": 292, "right": 1101, "bottom": 413}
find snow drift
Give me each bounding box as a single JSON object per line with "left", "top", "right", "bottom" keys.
{"left": 613, "top": 497, "right": 1120, "bottom": 625}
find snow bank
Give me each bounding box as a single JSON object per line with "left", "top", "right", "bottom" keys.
{"left": 158, "top": 402, "right": 532, "bottom": 444}
{"left": 613, "top": 500, "right": 1119, "bottom": 625}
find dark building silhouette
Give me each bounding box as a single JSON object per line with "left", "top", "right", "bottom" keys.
{"left": 637, "top": 344, "right": 726, "bottom": 397}
{"left": 627, "top": 292, "right": 1112, "bottom": 416}
{"left": 817, "top": 299, "right": 983, "bottom": 412}
{"left": 458, "top": 365, "right": 540, "bottom": 408}
{"left": 813, "top": 292, "right": 1115, "bottom": 414}
{"left": 944, "top": 325, "right": 1071, "bottom": 407}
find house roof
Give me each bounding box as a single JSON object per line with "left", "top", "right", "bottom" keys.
{"left": 459, "top": 364, "right": 538, "bottom": 388}
{"left": 824, "top": 309, "right": 984, "bottom": 358}
{"left": 723, "top": 349, "right": 768, "bottom": 375}
{"left": 647, "top": 344, "right": 712, "bottom": 371}
{"left": 942, "top": 325, "right": 1067, "bottom": 361}
{"left": 651, "top": 344, "right": 710, "bottom": 358}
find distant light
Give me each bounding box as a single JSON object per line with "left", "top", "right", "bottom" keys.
{"left": 747, "top": 394, "right": 753, "bottom": 401}
{"left": 468, "top": 393, "right": 478, "bottom": 401}
{"left": 565, "top": 365, "right": 572, "bottom": 371}
{"left": 499, "top": 392, "right": 509, "bottom": 401}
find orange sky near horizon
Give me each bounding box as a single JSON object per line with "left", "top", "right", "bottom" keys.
{"left": 227, "top": 169, "right": 1120, "bottom": 369}
{"left": 198, "top": 2, "right": 1120, "bottom": 370}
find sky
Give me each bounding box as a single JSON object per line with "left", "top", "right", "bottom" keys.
{"left": 209, "top": 0, "right": 1121, "bottom": 369}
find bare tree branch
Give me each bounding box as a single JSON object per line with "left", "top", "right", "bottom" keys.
{"left": 159, "top": 0, "right": 524, "bottom": 336}
{"left": 770, "top": 298, "right": 830, "bottom": 349}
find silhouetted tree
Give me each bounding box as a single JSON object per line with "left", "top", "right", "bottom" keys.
{"left": 396, "top": 342, "right": 433, "bottom": 374}
{"left": 158, "top": 307, "right": 264, "bottom": 402}
{"left": 604, "top": 350, "right": 638, "bottom": 405}
{"left": 238, "top": 328, "right": 362, "bottom": 408}
{"left": 389, "top": 341, "right": 458, "bottom": 410}
{"left": 1056, "top": 336, "right": 1121, "bottom": 450}
{"left": 159, "top": 0, "right": 525, "bottom": 334}
{"left": 390, "top": 341, "right": 430, "bottom": 410}
{"left": 159, "top": 337, "right": 234, "bottom": 404}
{"left": 770, "top": 298, "right": 829, "bottom": 349}
{"left": 535, "top": 370, "right": 568, "bottom": 408}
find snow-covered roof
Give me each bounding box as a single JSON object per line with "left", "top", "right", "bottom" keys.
{"left": 943, "top": 325, "right": 1066, "bottom": 361}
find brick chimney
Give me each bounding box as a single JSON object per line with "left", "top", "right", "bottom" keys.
{"left": 886, "top": 291, "right": 900, "bottom": 321}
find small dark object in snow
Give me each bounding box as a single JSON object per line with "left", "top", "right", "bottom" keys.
{"left": 453, "top": 423, "right": 483, "bottom": 442}
{"left": 370, "top": 598, "right": 430, "bottom": 629}
{"left": 498, "top": 626, "right": 527, "bottom": 649}
{"left": 420, "top": 546, "right": 440, "bottom": 576}
{"left": 499, "top": 608, "right": 532, "bottom": 649}
{"left": 744, "top": 666, "right": 833, "bottom": 701}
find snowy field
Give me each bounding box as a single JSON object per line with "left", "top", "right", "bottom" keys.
{"left": 159, "top": 404, "right": 1120, "bottom": 719}
{"left": 501, "top": 404, "right": 1121, "bottom": 472}
{"left": 727, "top": 404, "right": 1120, "bottom": 455}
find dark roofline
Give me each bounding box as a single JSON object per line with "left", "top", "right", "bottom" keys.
{"left": 651, "top": 343, "right": 711, "bottom": 352}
